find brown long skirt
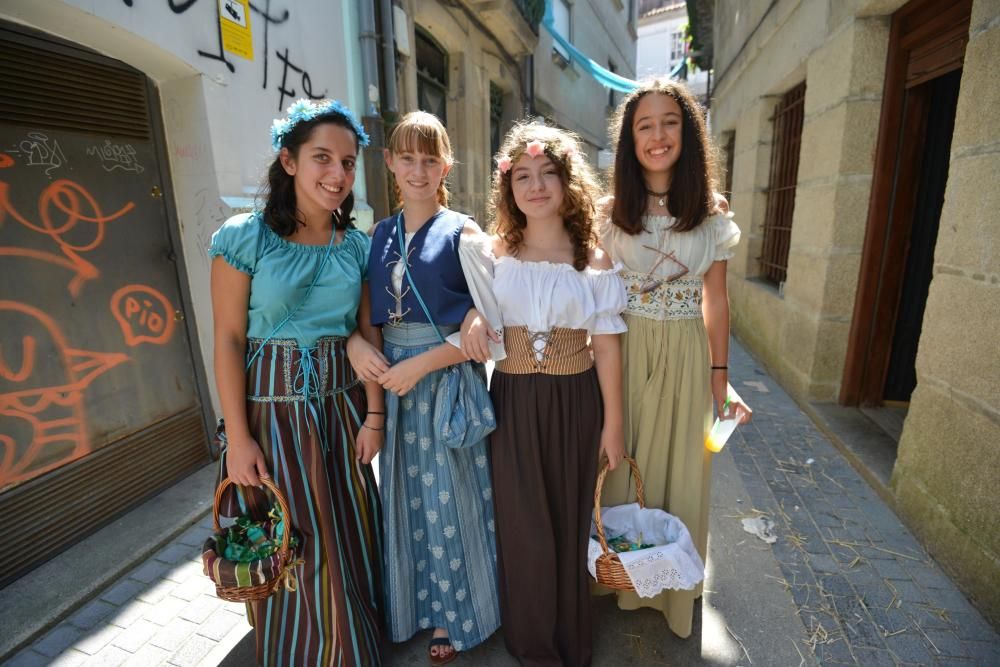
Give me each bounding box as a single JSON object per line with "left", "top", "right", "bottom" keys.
{"left": 490, "top": 368, "right": 603, "bottom": 667}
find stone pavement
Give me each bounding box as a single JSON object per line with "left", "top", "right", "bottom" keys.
{"left": 4, "top": 339, "right": 999, "bottom": 666}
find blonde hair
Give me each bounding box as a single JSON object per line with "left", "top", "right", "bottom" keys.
{"left": 488, "top": 121, "right": 600, "bottom": 271}
{"left": 386, "top": 111, "right": 454, "bottom": 207}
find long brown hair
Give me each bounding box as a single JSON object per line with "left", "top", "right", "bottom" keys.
{"left": 609, "top": 78, "right": 718, "bottom": 234}
{"left": 488, "top": 121, "right": 600, "bottom": 271}
{"left": 386, "top": 111, "right": 453, "bottom": 208}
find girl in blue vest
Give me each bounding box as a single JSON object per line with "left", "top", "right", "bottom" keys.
{"left": 347, "top": 111, "right": 501, "bottom": 665}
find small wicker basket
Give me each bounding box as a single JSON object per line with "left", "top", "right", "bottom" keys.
{"left": 203, "top": 476, "right": 296, "bottom": 603}
{"left": 592, "top": 456, "right": 644, "bottom": 591}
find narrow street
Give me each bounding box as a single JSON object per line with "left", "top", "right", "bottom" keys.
{"left": 5, "top": 339, "right": 997, "bottom": 666}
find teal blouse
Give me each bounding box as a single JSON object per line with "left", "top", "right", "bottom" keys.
{"left": 208, "top": 212, "right": 369, "bottom": 346}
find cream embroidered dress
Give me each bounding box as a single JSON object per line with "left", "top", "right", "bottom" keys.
{"left": 598, "top": 212, "right": 740, "bottom": 638}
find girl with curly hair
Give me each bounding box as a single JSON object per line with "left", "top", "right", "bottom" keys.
{"left": 462, "top": 121, "right": 627, "bottom": 665}
{"left": 347, "top": 111, "right": 502, "bottom": 665}
{"left": 598, "top": 78, "right": 751, "bottom": 638}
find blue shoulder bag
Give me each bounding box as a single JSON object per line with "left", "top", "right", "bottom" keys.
{"left": 396, "top": 214, "right": 496, "bottom": 449}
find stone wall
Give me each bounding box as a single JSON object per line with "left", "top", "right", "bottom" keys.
{"left": 890, "top": 0, "right": 1000, "bottom": 626}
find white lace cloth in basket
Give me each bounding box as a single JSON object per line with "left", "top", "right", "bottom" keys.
{"left": 588, "top": 503, "right": 705, "bottom": 598}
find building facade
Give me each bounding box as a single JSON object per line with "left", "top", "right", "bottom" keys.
{"left": 0, "top": 0, "right": 368, "bottom": 584}
{"left": 709, "top": 0, "right": 999, "bottom": 625}
{"left": 635, "top": 1, "right": 710, "bottom": 102}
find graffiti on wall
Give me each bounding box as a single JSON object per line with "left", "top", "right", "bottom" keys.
{"left": 121, "top": 0, "right": 328, "bottom": 110}
{"left": 87, "top": 141, "right": 146, "bottom": 174}
{"left": 0, "top": 151, "right": 180, "bottom": 488}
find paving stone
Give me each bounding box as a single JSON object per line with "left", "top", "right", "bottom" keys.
{"left": 163, "top": 561, "right": 203, "bottom": 585}
{"left": 32, "top": 624, "right": 86, "bottom": 657}
{"left": 111, "top": 619, "right": 160, "bottom": 653}
{"left": 868, "top": 604, "right": 911, "bottom": 636}
{"left": 129, "top": 559, "right": 170, "bottom": 584}
{"left": 108, "top": 600, "right": 156, "bottom": 629}
{"left": 948, "top": 610, "right": 997, "bottom": 641}
{"left": 818, "top": 574, "right": 855, "bottom": 598}
{"left": 83, "top": 644, "right": 130, "bottom": 666}
{"left": 849, "top": 647, "right": 898, "bottom": 666}
{"left": 176, "top": 594, "right": 224, "bottom": 625}
{"left": 67, "top": 600, "right": 118, "bottom": 631}
{"left": 100, "top": 579, "right": 146, "bottom": 606}
{"left": 872, "top": 558, "right": 912, "bottom": 581}
{"left": 153, "top": 543, "right": 198, "bottom": 565}
{"left": 965, "top": 639, "right": 1000, "bottom": 665}
{"left": 195, "top": 608, "right": 244, "bottom": 641}
{"left": 170, "top": 575, "right": 214, "bottom": 602}
{"left": 48, "top": 651, "right": 87, "bottom": 667}
{"left": 4, "top": 649, "right": 51, "bottom": 667}
{"left": 905, "top": 604, "right": 956, "bottom": 631}
{"left": 924, "top": 585, "right": 977, "bottom": 612}
{"left": 143, "top": 595, "right": 188, "bottom": 626}
{"left": 888, "top": 579, "right": 929, "bottom": 605}
{"left": 137, "top": 579, "right": 178, "bottom": 605}
{"left": 122, "top": 643, "right": 171, "bottom": 667}
{"left": 812, "top": 636, "right": 855, "bottom": 664}
{"left": 175, "top": 525, "right": 210, "bottom": 548}
{"left": 807, "top": 552, "right": 840, "bottom": 574}
{"left": 168, "top": 633, "right": 217, "bottom": 667}
{"left": 148, "top": 618, "right": 198, "bottom": 651}
{"left": 74, "top": 622, "right": 124, "bottom": 656}
{"left": 919, "top": 628, "right": 968, "bottom": 658}
{"left": 902, "top": 561, "right": 954, "bottom": 592}
{"left": 842, "top": 563, "right": 881, "bottom": 590}
{"left": 845, "top": 614, "right": 889, "bottom": 650}
{"left": 882, "top": 628, "right": 935, "bottom": 665}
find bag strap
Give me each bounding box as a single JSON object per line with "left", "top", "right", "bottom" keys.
{"left": 396, "top": 212, "right": 447, "bottom": 345}
{"left": 245, "top": 212, "right": 339, "bottom": 369}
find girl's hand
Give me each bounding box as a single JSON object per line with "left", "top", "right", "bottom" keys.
{"left": 712, "top": 371, "right": 752, "bottom": 423}
{"left": 599, "top": 423, "right": 625, "bottom": 471}
{"left": 347, "top": 332, "right": 390, "bottom": 381}
{"left": 379, "top": 356, "right": 429, "bottom": 396}
{"left": 461, "top": 308, "right": 499, "bottom": 363}
{"left": 356, "top": 419, "right": 384, "bottom": 465}
{"left": 225, "top": 433, "right": 268, "bottom": 487}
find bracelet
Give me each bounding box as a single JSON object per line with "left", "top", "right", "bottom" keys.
{"left": 361, "top": 423, "right": 384, "bottom": 432}
{"left": 711, "top": 365, "right": 728, "bottom": 370}
{"left": 366, "top": 411, "right": 385, "bottom": 415}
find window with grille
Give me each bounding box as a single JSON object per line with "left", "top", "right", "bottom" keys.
{"left": 552, "top": 0, "right": 571, "bottom": 60}
{"left": 416, "top": 28, "right": 448, "bottom": 125}
{"left": 490, "top": 82, "right": 504, "bottom": 159}
{"left": 760, "top": 82, "right": 806, "bottom": 286}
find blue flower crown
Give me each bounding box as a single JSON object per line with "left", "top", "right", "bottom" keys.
{"left": 270, "top": 98, "right": 370, "bottom": 151}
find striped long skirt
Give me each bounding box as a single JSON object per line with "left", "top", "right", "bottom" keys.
{"left": 380, "top": 323, "right": 500, "bottom": 652}
{"left": 219, "top": 337, "right": 383, "bottom": 666}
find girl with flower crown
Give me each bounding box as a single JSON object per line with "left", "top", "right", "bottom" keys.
{"left": 209, "top": 99, "right": 384, "bottom": 665}
{"left": 462, "top": 121, "right": 627, "bottom": 666}
{"left": 597, "top": 79, "right": 752, "bottom": 638}
{"left": 346, "top": 111, "right": 501, "bottom": 665}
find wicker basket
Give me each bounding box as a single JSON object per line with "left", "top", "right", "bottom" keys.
{"left": 203, "top": 476, "right": 296, "bottom": 603}
{"left": 592, "top": 456, "right": 644, "bottom": 591}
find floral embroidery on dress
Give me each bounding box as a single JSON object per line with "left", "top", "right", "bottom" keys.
{"left": 621, "top": 272, "right": 703, "bottom": 320}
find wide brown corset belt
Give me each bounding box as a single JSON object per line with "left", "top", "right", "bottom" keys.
{"left": 495, "top": 326, "right": 593, "bottom": 375}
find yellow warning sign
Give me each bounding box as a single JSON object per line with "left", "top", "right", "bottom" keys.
{"left": 219, "top": 0, "right": 253, "bottom": 61}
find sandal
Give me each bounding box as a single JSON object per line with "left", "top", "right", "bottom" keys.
{"left": 428, "top": 636, "right": 457, "bottom": 665}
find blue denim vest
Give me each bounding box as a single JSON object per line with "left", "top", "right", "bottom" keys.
{"left": 368, "top": 209, "right": 474, "bottom": 327}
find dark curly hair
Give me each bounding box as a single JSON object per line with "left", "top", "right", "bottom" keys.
{"left": 258, "top": 113, "right": 362, "bottom": 237}
{"left": 488, "top": 121, "right": 600, "bottom": 271}
{"left": 609, "top": 78, "right": 719, "bottom": 235}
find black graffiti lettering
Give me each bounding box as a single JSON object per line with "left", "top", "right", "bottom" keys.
{"left": 249, "top": 0, "right": 290, "bottom": 90}
{"left": 275, "top": 48, "right": 328, "bottom": 111}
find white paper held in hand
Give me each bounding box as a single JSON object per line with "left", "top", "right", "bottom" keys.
{"left": 705, "top": 383, "right": 745, "bottom": 453}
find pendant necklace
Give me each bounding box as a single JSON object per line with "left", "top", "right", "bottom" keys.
{"left": 648, "top": 189, "right": 669, "bottom": 207}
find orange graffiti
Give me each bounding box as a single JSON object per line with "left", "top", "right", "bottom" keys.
{"left": 110, "top": 285, "right": 177, "bottom": 347}
{"left": 0, "top": 301, "right": 129, "bottom": 488}
{"left": 0, "top": 171, "right": 135, "bottom": 296}
{"left": 0, "top": 153, "right": 13, "bottom": 169}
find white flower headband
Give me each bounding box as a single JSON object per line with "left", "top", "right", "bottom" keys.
{"left": 497, "top": 139, "right": 576, "bottom": 174}
{"left": 270, "top": 99, "right": 370, "bottom": 151}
